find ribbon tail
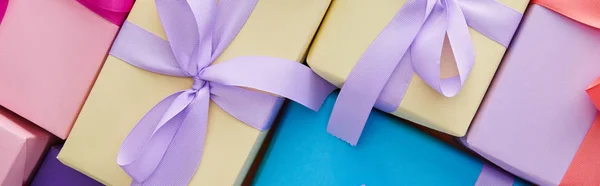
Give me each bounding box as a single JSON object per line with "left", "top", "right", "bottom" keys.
{"left": 210, "top": 83, "right": 283, "bottom": 131}
{"left": 117, "top": 90, "right": 196, "bottom": 183}
{"left": 325, "top": 0, "right": 429, "bottom": 145}
{"left": 200, "top": 57, "right": 336, "bottom": 111}
{"left": 131, "top": 88, "right": 211, "bottom": 186}
{"left": 374, "top": 49, "right": 415, "bottom": 113}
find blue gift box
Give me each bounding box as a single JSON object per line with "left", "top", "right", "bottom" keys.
{"left": 254, "top": 92, "right": 529, "bottom": 186}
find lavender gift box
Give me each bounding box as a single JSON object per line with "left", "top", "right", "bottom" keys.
{"left": 463, "top": 2, "right": 600, "bottom": 185}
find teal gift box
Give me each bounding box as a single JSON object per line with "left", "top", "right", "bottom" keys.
{"left": 254, "top": 92, "right": 529, "bottom": 186}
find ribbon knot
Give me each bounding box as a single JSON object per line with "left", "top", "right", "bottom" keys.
{"left": 327, "top": 0, "right": 524, "bottom": 145}
{"left": 192, "top": 76, "right": 206, "bottom": 91}
{"left": 110, "top": 0, "right": 336, "bottom": 185}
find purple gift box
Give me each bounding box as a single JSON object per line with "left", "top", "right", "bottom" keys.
{"left": 30, "top": 145, "right": 102, "bottom": 186}
{"left": 463, "top": 4, "right": 600, "bottom": 186}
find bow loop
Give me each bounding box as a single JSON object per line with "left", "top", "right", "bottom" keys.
{"left": 411, "top": 0, "right": 474, "bottom": 97}
{"left": 117, "top": 90, "right": 204, "bottom": 183}
{"left": 211, "top": 0, "right": 259, "bottom": 59}
{"left": 111, "top": 22, "right": 189, "bottom": 77}
{"left": 154, "top": 0, "right": 210, "bottom": 76}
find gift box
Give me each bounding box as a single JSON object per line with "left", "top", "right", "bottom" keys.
{"left": 0, "top": 107, "right": 51, "bottom": 186}
{"left": 59, "top": 0, "right": 333, "bottom": 185}
{"left": 254, "top": 92, "right": 529, "bottom": 186}
{"left": 463, "top": 1, "right": 600, "bottom": 185}
{"left": 31, "top": 145, "right": 102, "bottom": 186}
{"left": 0, "top": 0, "right": 133, "bottom": 139}
{"left": 306, "top": 0, "right": 530, "bottom": 145}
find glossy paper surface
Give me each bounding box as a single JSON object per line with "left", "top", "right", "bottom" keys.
{"left": 307, "top": 0, "right": 529, "bottom": 136}
{"left": 0, "top": 0, "right": 119, "bottom": 139}
{"left": 58, "top": 0, "right": 330, "bottom": 185}
{"left": 464, "top": 5, "right": 600, "bottom": 185}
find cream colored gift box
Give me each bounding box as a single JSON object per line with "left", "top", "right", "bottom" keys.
{"left": 307, "top": 0, "right": 528, "bottom": 136}
{"left": 58, "top": 0, "right": 330, "bottom": 185}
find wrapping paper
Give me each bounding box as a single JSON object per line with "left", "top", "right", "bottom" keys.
{"left": 254, "top": 92, "right": 530, "bottom": 186}
{"left": 307, "top": 0, "right": 529, "bottom": 137}
{"left": 31, "top": 145, "right": 102, "bottom": 186}
{"left": 0, "top": 107, "right": 51, "bottom": 186}
{"left": 463, "top": 4, "right": 600, "bottom": 185}
{"left": 58, "top": 0, "right": 330, "bottom": 185}
{"left": 0, "top": 0, "right": 129, "bottom": 139}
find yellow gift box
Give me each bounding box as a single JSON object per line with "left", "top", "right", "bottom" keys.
{"left": 307, "top": 0, "right": 528, "bottom": 137}
{"left": 58, "top": 0, "right": 330, "bottom": 185}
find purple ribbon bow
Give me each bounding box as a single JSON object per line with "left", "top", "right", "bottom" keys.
{"left": 327, "top": 0, "right": 523, "bottom": 145}
{"left": 109, "top": 0, "right": 335, "bottom": 185}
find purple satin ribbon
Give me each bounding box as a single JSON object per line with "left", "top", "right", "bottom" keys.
{"left": 76, "top": 0, "right": 134, "bottom": 25}
{"left": 109, "top": 0, "right": 336, "bottom": 185}
{"left": 327, "top": 0, "right": 523, "bottom": 145}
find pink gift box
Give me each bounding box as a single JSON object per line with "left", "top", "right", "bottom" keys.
{"left": 0, "top": 0, "right": 124, "bottom": 139}
{"left": 0, "top": 107, "right": 51, "bottom": 186}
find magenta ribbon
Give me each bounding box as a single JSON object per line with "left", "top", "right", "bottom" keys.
{"left": 76, "top": 0, "right": 134, "bottom": 25}
{"left": 327, "top": 0, "right": 523, "bottom": 145}
{"left": 109, "top": 0, "right": 336, "bottom": 185}
{"left": 0, "top": 0, "right": 7, "bottom": 24}
{"left": 0, "top": 0, "right": 132, "bottom": 25}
